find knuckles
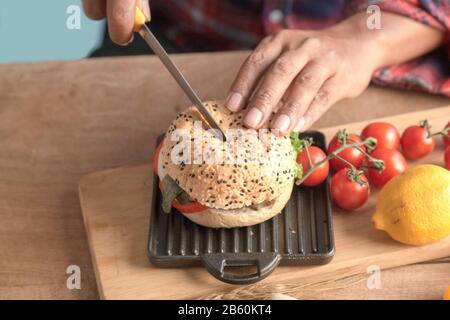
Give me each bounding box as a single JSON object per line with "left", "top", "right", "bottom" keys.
{"left": 325, "top": 48, "right": 339, "bottom": 61}
{"left": 295, "top": 72, "right": 319, "bottom": 88}
{"left": 247, "top": 49, "right": 266, "bottom": 67}
{"left": 273, "top": 29, "right": 291, "bottom": 41}
{"left": 251, "top": 90, "right": 275, "bottom": 112}
{"left": 280, "top": 101, "right": 302, "bottom": 118}
{"left": 302, "top": 36, "right": 322, "bottom": 51}
{"left": 271, "top": 56, "right": 292, "bottom": 76}
{"left": 261, "top": 35, "right": 274, "bottom": 45}
{"left": 314, "top": 90, "right": 330, "bottom": 106}
{"left": 256, "top": 89, "right": 274, "bottom": 104}
{"left": 247, "top": 35, "right": 278, "bottom": 67}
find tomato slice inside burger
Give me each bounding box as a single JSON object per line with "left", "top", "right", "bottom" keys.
{"left": 154, "top": 140, "right": 208, "bottom": 214}
{"left": 172, "top": 199, "right": 209, "bottom": 214}
{"left": 158, "top": 181, "right": 208, "bottom": 214}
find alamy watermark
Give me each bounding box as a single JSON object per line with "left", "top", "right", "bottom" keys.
{"left": 167, "top": 122, "right": 282, "bottom": 166}
{"left": 66, "top": 265, "right": 81, "bottom": 290}
{"left": 66, "top": 3, "right": 382, "bottom": 31}
{"left": 366, "top": 265, "right": 382, "bottom": 290}
{"left": 66, "top": 5, "right": 81, "bottom": 30}
{"left": 366, "top": 5, "right": 382, "bottom": 30}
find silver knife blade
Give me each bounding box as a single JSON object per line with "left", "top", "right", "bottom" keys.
{"left": 138, "top": 24, "right": 227, "bottom": 140}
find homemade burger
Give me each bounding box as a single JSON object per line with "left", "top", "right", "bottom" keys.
{"left": 153, "top": 101, "right": 301, "bottom": 228}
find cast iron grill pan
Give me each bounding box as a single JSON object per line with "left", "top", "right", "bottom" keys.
{"left": 148, "top": 131, "right": 335, "bottom": 284}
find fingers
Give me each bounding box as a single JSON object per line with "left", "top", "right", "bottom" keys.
{"left": 296, "top": 77, "right": 341, "bottom": 132}
{"left": 84, "top": 0, "right": 150, "bottom": 44}
{"left": 229, "top": 32, "right": 346, "bottom": 135}
{"left": 271, "top": 61, "right": 335, "bottom": 135}
{"left": 107, "top": 0, "right": 138, "bottom": 45}
{"left": 226, "top": 36, "right": 283, "bottom": 112}
{"left": 83, "top": 0, "right": 106, "bottom": 20}
{"left": 243, "top": 49, "right": 310, "bottom": 129}
{"left": 139, "top": 0, "right": 151, "bottom": 21}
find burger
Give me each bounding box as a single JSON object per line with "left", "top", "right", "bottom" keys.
{"left": 153, "top": 101, "right": 302, "bottom": 228}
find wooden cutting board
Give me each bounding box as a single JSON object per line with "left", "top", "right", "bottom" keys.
{"left": 79, "top": 106, "right": 450, "bottom": 300}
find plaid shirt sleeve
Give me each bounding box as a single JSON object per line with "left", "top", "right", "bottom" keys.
{"left": 348, "top": 0, "right": 450, "bottom": 96}
{"left": 149, "top": 0, "right": 449, "bottom": 97}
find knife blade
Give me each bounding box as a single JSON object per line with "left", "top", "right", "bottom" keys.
{"left": 134, "top": 8, "right": 227, "bottom": 140}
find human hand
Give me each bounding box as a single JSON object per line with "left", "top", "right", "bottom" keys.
{"left": 226, "top": 13, "right": 384, "bottom": 136}
{"left": 82, "top": 0, "right": 150, "bottom": 45}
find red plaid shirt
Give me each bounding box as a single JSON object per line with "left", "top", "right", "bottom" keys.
{"left": 151, "top": 0, "right": 450, "bottom": 96}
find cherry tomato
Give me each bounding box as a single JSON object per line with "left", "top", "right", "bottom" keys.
{"left": 328, "top": 133, "right": 366, "bottom": 172}
{"left": 331, "top": 169, "right": 370, "bottom": 211}
{"left": 443, "top": 121, "right": 450, "bottom": 147}
{"left": 361, "top": 122, "right": 400, "bottom": 150}
{"left": 400, "top": 124, "right": 435, "bottom": 160}
{"left": 445, "top": 146, "right": 450, "bottom": 170}
{"left": 296, "top": 146, "right": 329, "bottom": 187}
{"left": 158, "top": 181, "right": 208, "bottom": 214}
{"left": 153, "top": 140, "right": 164, "bottom": 176}
{"left": 368, "top": 148, "right": 408, "bottom": 188}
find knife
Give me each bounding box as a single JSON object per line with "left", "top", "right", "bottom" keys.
{"left": 134, "top": 7, "right": 227, "bottom": 140}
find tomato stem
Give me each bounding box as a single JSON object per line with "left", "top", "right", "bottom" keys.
{"left": 345, "top": 169, "right": 369, "bottom": 187}
{"left": 431, "top": 126, "right": 449, "bottom": 139}
{"left": 304, "top": 143, "right": 314, "bottom": 169}
{"left": 420, "top": 119, "right": 433, "bottom": 138}
{"left": 295, "top": 130, "right": 383, "bottom": 186}
{"left": 352, "top": 144, "right": 385, "bottom": 172}
{"left": 334, "top": 154, "right": 356, "bottom": 171}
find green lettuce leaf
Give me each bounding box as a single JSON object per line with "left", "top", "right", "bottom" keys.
{"left": 161, "top": 175, "right": 184, "bottom": 213}
{"left": 289, "top": 132, "right": 303, "bottom": 154}
{"left": 294, "top": 162, "right": 303, "bottom": 180}
{"left": 290, "top": 132, "right": 306, "bottom": 181}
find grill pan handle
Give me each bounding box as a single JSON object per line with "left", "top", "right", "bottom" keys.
{"left": 201, "top": 252, "right": 281, "bottom": 285}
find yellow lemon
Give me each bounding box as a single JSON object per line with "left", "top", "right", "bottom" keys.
{"left": 372, "top": 164, "right": 450, "bottom": 245}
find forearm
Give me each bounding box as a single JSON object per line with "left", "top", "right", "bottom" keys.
{"left": 331, "top": 11, "right": 445, "bottom": 70}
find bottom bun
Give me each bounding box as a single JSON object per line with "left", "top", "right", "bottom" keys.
{"left": 183, "top": 180, "right": 294, "bottom": 228}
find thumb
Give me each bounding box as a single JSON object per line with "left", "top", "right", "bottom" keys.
{"left": 139, "top": 0, "right": 151, "bottom": 22}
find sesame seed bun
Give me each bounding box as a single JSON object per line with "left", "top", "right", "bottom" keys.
{"left": 159, "top": 100, "right": 295, "bottom": 228}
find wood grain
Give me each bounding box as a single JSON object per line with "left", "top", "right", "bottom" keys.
{"left": 0, "top": 52, "right": 449, "bottom": 299}
{"left": 79, "top": 106, "right": 450, "bottom": 300}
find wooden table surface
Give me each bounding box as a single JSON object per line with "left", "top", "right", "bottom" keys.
{"left": 0, "top": 51, "right": 449, "bottom": 300}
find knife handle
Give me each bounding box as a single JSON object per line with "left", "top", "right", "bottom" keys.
{"left": 133, "top": 6, "right": 147, "bottom": 32}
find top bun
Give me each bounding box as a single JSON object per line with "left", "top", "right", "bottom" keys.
{"left": 160, "top": 101, "right": 295, "bottom": 210}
